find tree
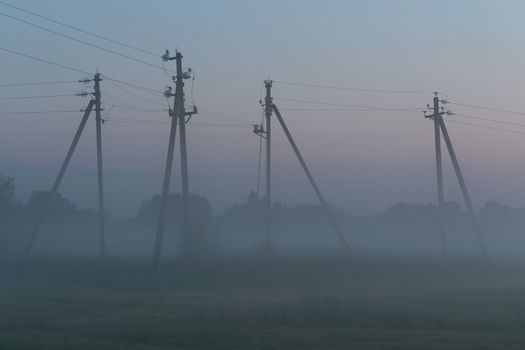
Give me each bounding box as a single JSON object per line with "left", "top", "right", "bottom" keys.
{"left": 24, "top": 190, "right": 77, "bottom": 221}
{"left": 136, "top": 192, "right": 220, "bottom": 256}
{"left": 479, "top": 200, "right": 511, "bottom": 233}
{"left": 0, "top": 174, "right": 17, "bottom": 216}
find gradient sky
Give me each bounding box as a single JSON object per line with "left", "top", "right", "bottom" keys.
{"left": 2, "top": 0, "right": 525, "bottom": 219}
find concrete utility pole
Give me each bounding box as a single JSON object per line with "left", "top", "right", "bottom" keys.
{"left": 264, "top": 80, "right": 273, "bottom": 249}
{"left": 94, "top": 73, "right": 106, "bottom": 260}
{"left": 153, "top": 49, "right": 197, "bottom": 269}
{"left": 438, "top": 118, "right": 488, "bottom": 259}
{"left": 177, "top": 52, "right": 192, "bottom": 263}
{"left": 22, "top": 99, "right": 95, "bottom": 260}
{"left": 431, "top": 94, "right": 447, "bottom": 256}
{"left": 425, "top": 94, "right": 488, "bottom": 259}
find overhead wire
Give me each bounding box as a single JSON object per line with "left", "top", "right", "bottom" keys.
{"left": 453, "top": 113, "right": 525, "bottom": 128}
{"left": 101, "top": 75, "right": 164, "bottom": 96}
{"left": 448, "top": 101, "right": 525, "bottom": 117}
{"left": 0, "top": 0, "right": 160, "bottom": 58}
{"left": 446, "top": 119, "right": 525, "bottom": 136}
{"left": 105, "top": 79, "right": 168, "bottom": 107}
{"left": 0, "top": 93, "right": 76, "bottom": 100}
{"left": 274, "top": 96, "right": 424, "bottom": 112}
{"left": 0, "top": 80, "right": 79, "bottom": 87}
{"left": 0, "top": 109, "right": 81, "bottom": 116}
{"left": 0, "top": 11, "right": 170, "bottom": 73}
{"left": 273, "top": 80, "right": 435, "bottom": 95}
{"left": 280, "top": 107, "right": 424, "bottom": 112}
{"left": 106, "top": 117, "right": 250, "bottom": 128}
{"left": 0, "top": 46, "right": 91, "bottom": 75}
{"left": 199, "top": 108, "right": 253, "bottom": 126}
{"left": 0, "top": 47, "right": 165, "bottom": 101}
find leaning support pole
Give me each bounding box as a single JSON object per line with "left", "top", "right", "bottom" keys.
{"left": 433, "top": 97, "right": 447, "bottom": 256}
{"left": 94, "top": 73, "right": 106, "bottom": 259}
{"left": 22, "top": 99, "right": 95, "bottom": 260}
{"left": 438, "top": 118, "right": 489, "bottom": 259}
{"left": 272, "top": 104, "right": 352, "bottom": 252}
{"left": 152, "top": 87, "right": 179, "bottom": 270}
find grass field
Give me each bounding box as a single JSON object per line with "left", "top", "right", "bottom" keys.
{"left": 2, "top": 254, "right": 525, "bottom": 349}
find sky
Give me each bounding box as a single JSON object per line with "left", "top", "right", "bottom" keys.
{"left": 2, "top": 0, "right": 525, "bottom": 219}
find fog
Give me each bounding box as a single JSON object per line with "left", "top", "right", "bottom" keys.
{"left": 4, "top": 1, "right": 525, "bottom": 348}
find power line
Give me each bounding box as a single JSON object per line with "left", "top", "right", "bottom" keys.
{"left": 0, "top": 46, "right": 91, "bottom": 74}
{"left": 0, "top": 80, "right": 79, "bottom": 87}
{"left": 0, "top": 11, "right": 169, "bottom": 73}
{"left": 105, "top": 79, "right": 167, "bottom": 107}
{"left": 107, "top": 104, "right": 167, "bottom": 113}
{"left": 0, "top": 94, "right": 75, "bottom": 100}
{"left": 447, "top": 119, "right": 525, "bottom": 136}
{"left": 280, "top": 107, "right": 424, "bottom": 112}
{"left": 199, "top": 108, "right": 254, "bottom": 126}
{"left": 106, "top": 117, "right": 250, "bottom": 128}
{"left": 0, "top": 0, "right": 159, "bottom": 58}
{"left": 453, "top": 113, "right": 525, "bottom": 128}
{"left": 0, "top": 109, "right": 80, "bottom": 115}
{"left": 103, "top": 93, "right": 167, "bottom": 112}
{"left": 0, "top": 47, "right": 162, "bottom": 100}
{"left": 448, "top": 101, "right": 525, "bottom": 117}
{"left": 274, "top": 96, "right": 423, "bottom": 111}
{"left": 273, "top": 80, "right": 434, "bottom": 95}
{"left": 102, "top": 75, "right": 164, "bottom": 96}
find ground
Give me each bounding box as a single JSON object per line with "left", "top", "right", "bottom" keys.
{"left": 1, "top": 254, "right": 525, "bottom": 349}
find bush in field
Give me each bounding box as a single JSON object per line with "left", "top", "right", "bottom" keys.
{"left": 136, "top": 192, "right": 221, "bottom": 255}
{"left": 23, "top": 190, "right": 97, "bottom": 224}
{"left": 0, "top": 174, "right": 18, "bottom": 218}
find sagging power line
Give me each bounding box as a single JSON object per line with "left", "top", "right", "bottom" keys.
{"left": 0, "top": 0, "right": 160, "bottom": 58}
{"left": 273, "top": 79, "right": 434, "bottom": 95}
{"left": 0, "top": 11, "right": 172, "bottom": 73}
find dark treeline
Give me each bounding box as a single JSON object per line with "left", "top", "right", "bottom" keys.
{"left": 1, "top": 174, "right": 524, "bottom": 259}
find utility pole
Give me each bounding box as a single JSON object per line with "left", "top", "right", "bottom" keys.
{"left": 94, "top": 73, "right": 106, "bottom": 260}
{"left": 425, "top": 94, "right": 488, "bottom": 259}
{"left": 176, "top": 53, "right": 198, "bottom": 263}
{"left": 254, "top": 80, "right": 351, "bottom": 252}
{"left": 253, "top": 122, "right": 266, "bottom": 250}
{"left": 153, "top": 49, "right": 197, "bottom": 269}
{"left": 431, "top": 93, "right": 447, "bottom": 256}
{"left": 264, "top": 80, "right": 273, "bottom": 250}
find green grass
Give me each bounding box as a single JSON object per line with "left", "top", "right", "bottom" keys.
{"left": 2, "top": 254, "right": 525, "bottom": 349}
